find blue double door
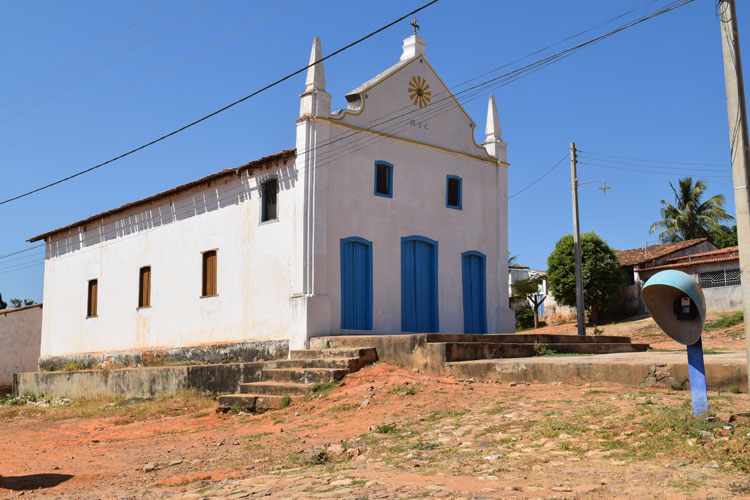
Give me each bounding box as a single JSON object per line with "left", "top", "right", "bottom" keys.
{"left": 341, "top": 235, "right": 486, "bottom": 334}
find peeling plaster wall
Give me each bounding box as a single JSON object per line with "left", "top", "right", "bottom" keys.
{"left": 0, "top": 304, "right": 42, "bottom": 387}
{"left": 40, "top": 159, "right": 297, "bottom": 358}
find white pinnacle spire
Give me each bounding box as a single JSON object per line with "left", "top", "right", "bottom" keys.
{"left": 485, "top": 95, "right": 502, "bottom": 141}
{"left": 305, "top": 36, "right": 326, "bottom": 92}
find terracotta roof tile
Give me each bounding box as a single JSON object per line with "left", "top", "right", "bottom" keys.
{"left": 637, "top": 255, "right": 739, "bottom": 273}
{"left": 666, "top": 245, "right": 738, "bottom": 263}
{"left": 28, "top": 149, "right": 296, "bottom": 242}
{"left": 615, "top": 239, "right": 708, "bottom": 266}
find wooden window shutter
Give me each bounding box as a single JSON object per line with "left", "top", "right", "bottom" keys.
{"left": 261, "top": 179, "right": 278, "bottom": 221}
{"left": 139, "top": 266, "right": 151, "bottom": 308}
{"left": 87, "top": 279, "right": 98, "bottom": 317}
{"left": 202, "top": 251, "right": 217, "bottom": 296}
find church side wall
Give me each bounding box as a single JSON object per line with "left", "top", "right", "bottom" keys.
{"left": 40, "top": 162, "right": 297, "bottom": 358}
{"left": 323, "top": 133, "right": 503, "bottom": 334}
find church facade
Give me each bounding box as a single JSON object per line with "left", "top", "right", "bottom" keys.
{"left": 30, "top": 33, "right": 513, "bottom": 360}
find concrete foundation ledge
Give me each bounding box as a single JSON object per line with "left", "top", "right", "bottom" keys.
{"left": 14, "top": 361, "right": 266, "bottom": 399}
{"left": 446, "top": 352, "right": 748, "bottom": 392}
{"left": 38, "top": 339, "right": 289, "bottom": 371}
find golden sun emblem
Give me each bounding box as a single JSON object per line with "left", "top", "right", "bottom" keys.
{"left": 408, "top": 76, "right": 431, "bottom": 108}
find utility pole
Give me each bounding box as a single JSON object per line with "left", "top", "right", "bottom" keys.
{"left": 570, "top": 142, "right": 586, "bottom": 336}
{"left": 718, "top": 0, "right": 750, "bottom": 393}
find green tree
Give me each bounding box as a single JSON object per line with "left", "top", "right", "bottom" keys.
{"left": 511, "top": 276, "right": 546, "bottom": 329}
{"left": 9, "top": 298, "right": 36, "bottom": 308}
{"left": 0, "top": 294, "right": 6, "bottom": 310}
{"left": 713, "top": 224, "right": 738, "bottom": 248}
{"left": 547, "top": 232, "right": 625, "bottom": 324}
{"left": 649, "top": 177, "right": 734, "bottom": 243}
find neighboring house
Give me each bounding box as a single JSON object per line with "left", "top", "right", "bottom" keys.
{"left": 508, "top": 266, "right": 574, "bottom": 323}
{"left": 28, "top": 33, "right": 514, "bottom": 364}
{"left": 637, "top": 246, "right": 742, "bottom": 310}
{"left": 616, "top": 239, "right": 718, "bottom": 315}
{"left": 0, "top": 304, "right": 42, "bottom": 389}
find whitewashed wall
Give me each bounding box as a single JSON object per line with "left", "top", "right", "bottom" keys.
{"left": 0, "top": 304, "right": 42, "bottom": 386}
{"left": 321, "top": 135, "right": 506, "bottom": 334}
{"left": 296, "top": 47, "right": 513, "bottom": 338}
{"left": 40, "top": 159, "right": 297, "bottom": 358}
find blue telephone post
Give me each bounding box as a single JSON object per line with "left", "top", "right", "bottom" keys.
{"left": 642, "top": 270, "right": 708, "bottom": 417}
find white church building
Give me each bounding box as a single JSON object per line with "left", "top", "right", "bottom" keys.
{"left": 29, "top": 32, "right": 513, "bottom": 361}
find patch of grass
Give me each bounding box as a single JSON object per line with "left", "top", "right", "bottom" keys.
{"left": 0, "top": 389, "right": 216, "bottom": 422}
{"left": 62, "top": 361, "right": 86, "bottom": 371}
{"left": 703, "top": 347, "right": 731, "bottom": 355}
{"left": 326, "top": 403, "right": 358, "bottom": 414}
{"left": 309, "top": 381, "right": 339, "bottom": 399}
{"left": 376, "top": 423, "right": 398, "bottom": 434}
{"left": 412, "top": 439, "right": 440, "bottom": 451}
{"left": 705, "top": 310, "right": 743, "bottom": 332}
{"left": 389, "top": 384, "right": 418, "bottom": 396}
{"left": 280, "top": 393, "right": 291, "bottom": 409}
{"left": 424, "top": 408, "right": 470, "bottom": 422}
{"left": 532, "top": 343, "right": 557, "bottom": 356}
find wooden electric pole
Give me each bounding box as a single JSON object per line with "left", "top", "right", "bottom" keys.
{"left": 718, "top": 0, "right": 750, "bottom": 393}
{"left": 570, "top": 142, "right": 586, "bottom": 336}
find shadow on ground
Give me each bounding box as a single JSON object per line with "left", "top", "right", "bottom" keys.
{"left": 0, "top": 473, "right": 73, "bottom": 490}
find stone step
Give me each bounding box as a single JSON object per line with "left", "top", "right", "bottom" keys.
{"left": 240, "top": 381, "right": 311, "bottom": 396}
{"left": 426, "top": 333, "right": 633, "bottom": 345}
{"left": 217, "top": 393, "right": 293, "bottom": 412}
{"left": 261, "top": 367, "right": 348, "bottom": 384}
{"left": 263, "top": 357, "right": 361, "bottom": 370}
{"left": 443, "top": 342, "right": 650, "bottom": 362}
{"left": 290, "top": 347, "right": 377, "bottom": 362}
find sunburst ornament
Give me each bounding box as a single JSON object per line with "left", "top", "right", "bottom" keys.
{"left": 408, "top": 76, "right": 431, "bottom": 108}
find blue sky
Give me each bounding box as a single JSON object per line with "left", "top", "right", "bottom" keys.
{"left": 0, "top": 0, "right": 745, "bottom": 302}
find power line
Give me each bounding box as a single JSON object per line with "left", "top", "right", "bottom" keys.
{"left": 0, "top": 244, "right": 44, "bottom": 260}
{"left": 578, "top": 149, "right": 728, "bottom": 168}
{"left": 0, "top": 0, "right": 216, "bottom": 129}
{"left": 579, "top": 161, "right": 732, "bottom": 178}
{"left": 0, "top": 0, "right": 174, "bottom": 113}
{"left": 0, "top": 0, "right": 299, "bottom": 154}
{"left": 0, "top": 0, "right": 439, "bottom": 208}
{"left": 509, "top": 154, "right": 568, "bottom": 200}
{"left": 577, "top": 155, "right": 727, "bottom": 172}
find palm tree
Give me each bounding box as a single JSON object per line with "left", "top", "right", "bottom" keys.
{"left": 649, "top": 177, "right": 734, "bottom": 243}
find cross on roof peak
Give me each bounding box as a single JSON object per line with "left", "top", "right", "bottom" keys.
{"left": 410, "top": 17, "right": 420, "bottom": 36}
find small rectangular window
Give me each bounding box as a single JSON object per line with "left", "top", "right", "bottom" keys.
{"left": 202, "top": 250, "right": 217, "bottom": 297}
{"left": 261, "top": 179, "right": 278, "bottom": 222}
{"left": 446, "top": 175, "right": 462, "bottom": 209}
{"left": 87, "top": 279, "right": 98, "bottom": 317}
{"left": 374, "top": 161, "right": 393, "bottom": 198}
{"left": 138, "top": 266, "right": 151, "bottom": 308}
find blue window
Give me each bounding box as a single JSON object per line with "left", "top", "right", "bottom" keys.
{"left": 446, "top": 175, "right": 462, "bottom": 210}
{"left": 374, "top": 161, "right": 393, "bottom": 198}
{"left": 340, "top": 237, "right": 373, "bottom": 330}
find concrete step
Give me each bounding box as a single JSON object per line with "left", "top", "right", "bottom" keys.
{"left": 240, "top": 381, "right": 311, "bottom": 396}
{"left": 261, "top": 367, "right": 348, "bottom": 384}
{"left": 426, "top": 333, "right": 633, "bottom": 345}
{"left": 262, "top": 357, "right": 360, "bottom": 370}
{"left": 290, "top": 347, "right": 377, "bottom": 362}
{"left": 217, "top": 393, "right": 293, "bottom": 412}
{"left": 443, "top": 342, "right": 650, "bottom": 362}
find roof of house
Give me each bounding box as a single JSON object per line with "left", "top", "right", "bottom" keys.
{"left": 666, "top": 245, "right": 738, "bottom": 263}
{"left": 0, "top": 303, "right": 42, "bottom": 315}
{"left": 637, "top": 245, "right": 739, "bottom": 272}
{"left": 615, "top": 239, "right": 708, "bottom": 266}
{"left": 28, "top": 149, "right": 296, "bottom": 243}
{"left": 637, "top": 256, "right": 739, "bottom": 273}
